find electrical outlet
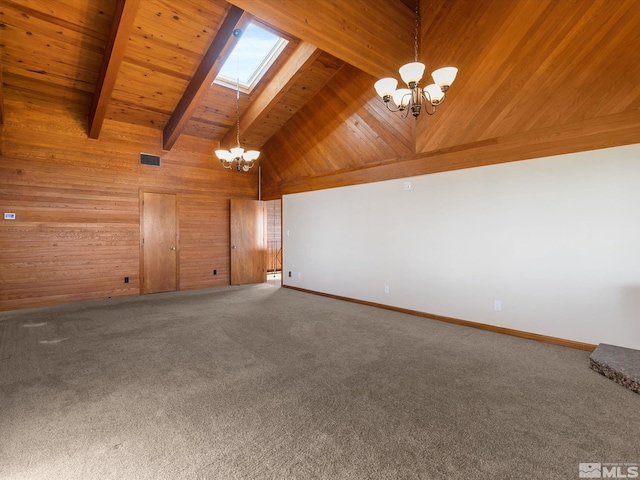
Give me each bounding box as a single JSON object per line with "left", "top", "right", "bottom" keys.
{"left": 494, "top": 300, "right": 502, "bottom": 312}
{"left": 124, "top": 277, "right": 129, "bottom": 284}
{"left": 4, "top": 213, "right": 16, "bottom": 220}
{"left": 288, "top": 271, "right": 292, "bottom": 277}
{"left": 213, "top": 269, "right": 217, "bottom": 275}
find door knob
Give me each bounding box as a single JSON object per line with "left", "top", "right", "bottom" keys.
{"left": 231, "top": 245, "right": 237, "bottom": 249}
{"left": 170, "top": 247, "right": 176, "bottom": 250}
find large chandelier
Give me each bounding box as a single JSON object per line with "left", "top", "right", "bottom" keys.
{"left": 215, "top": 30, "right": 260, "bottom": 172}
{"left": 374, "top": 0, "right": 457, "bottom": 119}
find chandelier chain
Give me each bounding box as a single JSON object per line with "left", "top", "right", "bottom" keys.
{"left": 236, "top": 78, "right": 240, "bottom": 148}
{"left": 414, "top": 0, "right": 419, "bottom": 62}
{"left": 235, "top": 45, "right": 241, "bottom": 148}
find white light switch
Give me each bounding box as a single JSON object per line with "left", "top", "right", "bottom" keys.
{"left": 384, "top": 285, "right": 390, "bottom": 294}
{"left": 4, "top": 213, "right": 16, "bottom": 220}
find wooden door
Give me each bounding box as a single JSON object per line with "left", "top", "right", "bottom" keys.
{"left": 141, "top": 192, "right": 178, "bottom": 294}
{"left": 230, "top": 199, "right": 267, "bottom": 285}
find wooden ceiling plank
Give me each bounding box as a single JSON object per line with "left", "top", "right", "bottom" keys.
{"left": 224, "top": 0, "right": 413, "bottom": 79}
{"left": 1, "top": 0, "right": 113, "bottom": 41}
{"left": 88, "top": 0, "right": 141, "bottom": 139}
{"left": 238, "top": 53, "right": 344, "bottom": 147}
{"left": 162, "top": 6, "right": 248, "bottom": 151}
{"left": 220, "top": 41, "right": 322, "bottom": 149}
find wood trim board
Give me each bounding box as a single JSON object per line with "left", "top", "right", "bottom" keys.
{"left": 283, "top": 285, "right": 597, "bottom": 352}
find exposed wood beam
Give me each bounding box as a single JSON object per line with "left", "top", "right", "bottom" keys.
{"left": 224, "top": 0, "right": 414, "bottom": 79}
{"left": 221, "top": 41, "right": 322, "bottom": 150}
{"left": 88, "top": 0, "right": 140, "bottom": 139}
{"left": 398, "top": 0, "right": 417, "bottom": 11}
{"left": 163, "top": 6, "right": 249, "bottom": 151}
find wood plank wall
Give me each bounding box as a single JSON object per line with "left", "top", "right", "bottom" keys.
{"left": 0, "top": 98, "right": 257, "bottom": 311}
{"left": 259, "top": 65, "right": 414, "bottom": 196}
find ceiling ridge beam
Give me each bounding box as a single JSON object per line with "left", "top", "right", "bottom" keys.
{"left": 221, "top": 41, "right": 322, "bottom": 150}
{"left": 163, "top": 6, "right": 249, "bottom": 151}
{"left": 0, "top": 55, "right": 4, "bottom": 125}
{"left": 88, "top": 0, "right": 141, "bottom": 139}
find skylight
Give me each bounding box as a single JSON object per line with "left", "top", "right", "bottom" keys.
{"left": 215, "top": 22, "right": 288, "bottom": 93}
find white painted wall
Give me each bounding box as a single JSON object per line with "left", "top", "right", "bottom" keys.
{"left": 282, "top": 144, "right": 640, "bottom": 350}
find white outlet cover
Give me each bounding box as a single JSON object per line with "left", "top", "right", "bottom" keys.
{"left": 494, "top": 300, "right": 502, "bottom": 311}
{"left": 4, "top": 213, "right": 16, "bottom": 220}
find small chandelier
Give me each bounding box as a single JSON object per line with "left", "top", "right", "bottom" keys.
{"left": 374, "top": 0, "right": 457, "bottom": 119}
{"left": 215, "top": 30, "right": 260, "bottom": 172}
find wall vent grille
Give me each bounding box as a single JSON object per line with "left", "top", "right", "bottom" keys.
{"left": 139, "top": 153, "right": 160, "bottom": 167}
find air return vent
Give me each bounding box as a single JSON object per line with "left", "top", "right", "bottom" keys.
{"left": 139, "top": 153, "right": 160, "bottom": 167}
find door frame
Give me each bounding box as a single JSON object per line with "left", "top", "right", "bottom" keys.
{"left": 266, "top": 198, "right": 282, "bottom": 275}
{"left": 139, "top": 189, "right": 180, "bottom": 294}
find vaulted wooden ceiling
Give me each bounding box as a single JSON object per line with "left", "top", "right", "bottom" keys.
{"left": 259, "top": 0, "right": 640, "bottom": 196}
{"left": 2, "top": 0, "right": 640, "bottom": 195}
{"left": 0, "top": 0, "right": 411, "bottom": 150}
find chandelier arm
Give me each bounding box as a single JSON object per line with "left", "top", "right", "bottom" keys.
{"left": 422, "top": 94, "right": 437, "bottom": 115}
{"left": 384, "top": 102, "right": 409, "bottom": 120}
{"left": 384, "top": 102, "right": 403, "bottom": 114}
{"left": 423, "top": 105, "right": 437, "bottom": 116}
{"left": 422, "top": 89, "right": 446, "bottom": 115}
